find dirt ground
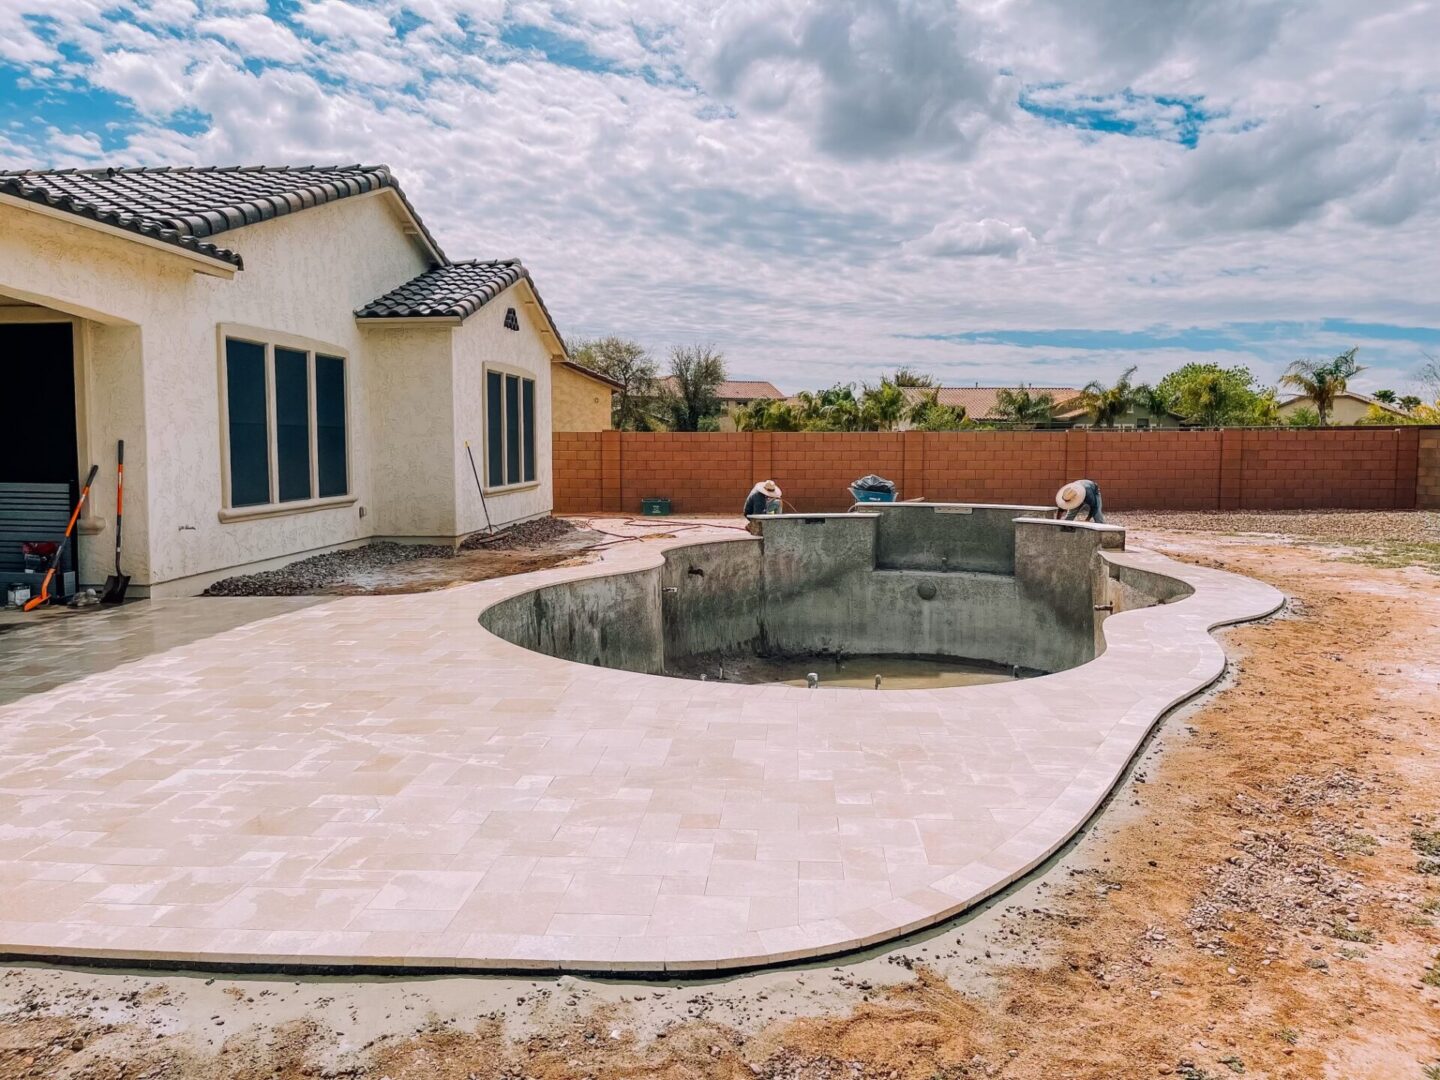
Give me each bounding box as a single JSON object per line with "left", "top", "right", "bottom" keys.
{"left": 3, "top": 515, "right": 1440, "bottom": 1079}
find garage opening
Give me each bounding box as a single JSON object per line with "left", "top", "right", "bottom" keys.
{"left": 0, "top": 320, "right": 80, "bottom": 601}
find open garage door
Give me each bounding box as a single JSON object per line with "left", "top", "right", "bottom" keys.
{"left": 0, "top": 322, "right": 80, "bottom": 601}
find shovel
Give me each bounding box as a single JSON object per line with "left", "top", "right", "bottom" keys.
{"left": 100, "top": 440, "right": 130, "bottom": 603}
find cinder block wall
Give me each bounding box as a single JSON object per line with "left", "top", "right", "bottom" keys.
{"left": 552, "top": 427, "right": 1438, "bottom": 514}
{"left": 1419, "top": 429, "right": 1440, "bottom": 510}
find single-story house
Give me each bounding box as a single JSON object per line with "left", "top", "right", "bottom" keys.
{"left": 1277, "top": 390, "right": 1408, "bottom": 425}
{"left": 552, "top": 360, "right": 622, "bottom": 431}
{"left": 0, "top": 164, "right": 569, "bottom": 598}
{"left": 654, "top": 377, "right": 784, "bottom": 430}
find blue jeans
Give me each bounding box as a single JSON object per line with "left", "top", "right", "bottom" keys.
{"left": 1064, "top": 481, "right": 1104, "bottom": 523}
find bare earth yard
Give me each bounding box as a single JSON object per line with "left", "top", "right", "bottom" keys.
{"left": 1, "top": 511, "right": 1438, "bottom": 1079}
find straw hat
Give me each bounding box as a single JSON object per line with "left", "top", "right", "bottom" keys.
{"left": 1055, "top": 483, "right": 1085, "bottom": 511}
{"left": 760, "top": 480, "right": 781, "bottom": 497}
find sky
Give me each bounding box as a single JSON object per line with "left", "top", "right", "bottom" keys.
{"left": 2, "top": 0, "right": 1438, "bottom": 395}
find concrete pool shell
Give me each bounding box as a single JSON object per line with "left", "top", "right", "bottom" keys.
{"left": 0, "top": 508, "right": 1283, "bottom": 974}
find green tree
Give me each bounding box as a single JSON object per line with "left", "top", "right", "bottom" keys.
{"left": 1279, "top": 347, "right": 1363, "bottom": 427}
{"left": 906, "top": 390, "right": 969, "bottom": 431}
{"left": 1400, "top": 394, "right": 1423, "bottom": 412}
{"left": 1285, "top": 406, "right": 1320, "bottom": 428}
{"left": 859, "top": 379, "right": 908, "bottom": 431}
{"left": 662, "top": 344, "right": 727, "bottom": 431}
{"left": 993, "top": 386, "right": 1056, "bottom": 426}
{"left": 1133, "top": 382, "right": 1175, "bottom": 423}
{"left": 1372, "top": 388, "right": 1397, "bottom": 404}
{"left": 889, "top": 366, "right": 937, "bottom": 388}
{"left": 1156, "top": 363, "right": 1270, "bottom": 427}
{"left": 1076, "top": 366, "right": 1139, "bottom": 428}
{"left": 796, "top": 385, "right": 865, "bottom": 431}
{"left": 734, "top": 398, "right": 801, "bottom": 431}
{"left": 570, "top": 336, "right": 660, "bottom": 430}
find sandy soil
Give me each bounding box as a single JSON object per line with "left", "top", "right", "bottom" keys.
{"left": 3, "top": 525, "right": 1439, "bottom": 1079}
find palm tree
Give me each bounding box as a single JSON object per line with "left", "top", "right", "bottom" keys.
{"left": 1279, "top": 347, "right": 1363, "bottom": 427}
{"left": 734, "top": 399, "right": 800, "bottom": 431}
{"left": 1400, "top": 394, "right": 1423, "bottom": 412}
{"left": 859, "top": 379, "right": 907, "bottom": 431}
{"left": 890, "top": 366, "right": 937, "bottom": 388}
{"left": 993, "top": 385, "right": 1056, "bottom": 426}
{"left": 1133, "top": 382, "right": 1174, "bottom": 425}
{"left": 907, "top": 390, "right": 968, "bottom": 431}
{"left": 1372, "top": 388, "right": 1397, "bottom": 405}
{"left": 1076, "top": 366, "right": 1139, "bottom": 428}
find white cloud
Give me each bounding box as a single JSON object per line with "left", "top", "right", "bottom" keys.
{"left": 2, "top": 0, "right": 1438, "bottom": 393}
{"left": 907, "top": 217, "right": 1037, "bottom": 259}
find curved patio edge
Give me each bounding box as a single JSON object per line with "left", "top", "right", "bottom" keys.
{"left": 0, "top": 530, "right": 1283, "bottom": 976}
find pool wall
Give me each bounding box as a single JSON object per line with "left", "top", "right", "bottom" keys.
{"left": 480, "top": 504, "right": 1191, "bottom": 678}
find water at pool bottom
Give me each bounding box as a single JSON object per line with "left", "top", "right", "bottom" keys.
{"left": 667, "top": 652, "right": 1027, "bottom": 690}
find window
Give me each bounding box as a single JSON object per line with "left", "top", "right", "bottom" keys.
{"left": 221, "top": 332, "right": 349, "bottom": 512}
{"left": 484, "top": 367, "right": 536, "bottom": 488}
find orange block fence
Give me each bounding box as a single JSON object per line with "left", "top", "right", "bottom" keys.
{"left": 553, "top": 427, "right": 1440, "bottom": 515}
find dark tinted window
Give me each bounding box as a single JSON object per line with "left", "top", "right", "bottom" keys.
{"left": 486, "top": 370, "right": 504, "bottom": 487}
{"left": 505, "top": 374, "right": 522, "bottom": 484}
{"left": 522, "top": 378, "right": 536, "bottom": 483}
{"left": 225, "top": 338, "right": 269, "bottom": 507}
{"left": 316, "top": 354, "right": 347, "bottom": 497}
{"left": 274, "top": 347, "right": 311, "bottom": 502}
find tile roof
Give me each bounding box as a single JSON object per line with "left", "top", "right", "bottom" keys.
{"left": 900, "top": 386, "right": 1083, "bottom": 420}
{"left": 0, "top": 164, "right": 444, "bottom": 270}
{"left": 355, "top": 260, "right": 567, "bottom": 350}
{"left": 658, "top": 378, "right": 784, "bottom": 401}
{"left": 355, "top": 260, "right": 527, "bottom": 320}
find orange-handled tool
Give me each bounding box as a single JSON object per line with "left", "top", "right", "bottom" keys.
{"left": 23, "top": 464, "right": 98, "bottom": 611}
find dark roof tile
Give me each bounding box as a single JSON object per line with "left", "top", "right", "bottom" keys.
{"left": 356, "top": 260, "right": 567, "bottom": 351}
{"left": 0, "top": 164, "right": 445, "bottom": 269}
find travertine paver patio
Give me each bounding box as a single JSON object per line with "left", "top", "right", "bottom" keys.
{"left": 0, "top": 526, "right": 1281, "bottom": 972}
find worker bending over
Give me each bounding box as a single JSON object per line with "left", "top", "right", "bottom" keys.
{"left": 1055, "top": 479, "right": 1104, "bottom": 523}
{"left": 744, "top": 479, "right": 783, "bottom": 517}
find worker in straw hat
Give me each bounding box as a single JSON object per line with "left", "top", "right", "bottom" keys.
{"left": 744, "top": 479, "right": 783, "bottom": 517}
{"left": 1055, "top": 479, "right": 1105, "bottom": 523}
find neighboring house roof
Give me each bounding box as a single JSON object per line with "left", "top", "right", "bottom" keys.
{"left": 558, "top": 360, "right": 624, "bottom": 390}
{"left": 1278, "top": 390, "right": 1407, "bottom": 416}
{"left": 0, "top": 164, "right": 445, "bottom": 270}
{"left": 657, "top": 378, "right": 784, "bottom": 401}
{"left": 899, "top": 386, "right": 1083, "bottom": 421}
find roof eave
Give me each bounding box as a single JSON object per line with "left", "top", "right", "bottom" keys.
{"left": 0, "top": 191, "right": 239, "bottom": 277}
{"left": 355, "top": 314, "right": 464, "bottom": 328}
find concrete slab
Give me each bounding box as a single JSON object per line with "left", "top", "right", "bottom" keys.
{"left": 0, "top": 525, "right": 1282, "bottom": 972}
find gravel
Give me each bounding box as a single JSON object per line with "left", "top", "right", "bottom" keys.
{"left": 204, "top": 517, "right": 582, "bottom": 596}
{"left": 1111, "top": 509, "right": 1440, "bottom": 544}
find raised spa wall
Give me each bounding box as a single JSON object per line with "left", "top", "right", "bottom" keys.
{"left": 479, "top": 503, "right": 1193, "bottom": 678}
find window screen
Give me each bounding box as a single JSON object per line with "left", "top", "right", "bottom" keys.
{"left": 522, "top": 378, "right": 536, "bottom": 483}
{"left": 274, "top": 347, "right": 311, "bottom": 502}
{"left": 316, "top": 354, "right": 347, "bottom": 497}
{"left": 486, "top": 370, "right": 504, "bottom": 487}
{"left": 225, "top": 339, "right": 270, "bottom": 507}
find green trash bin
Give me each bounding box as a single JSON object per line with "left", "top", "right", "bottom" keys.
{"left": 640, "top": 497, "right": 671, "bottom": 516}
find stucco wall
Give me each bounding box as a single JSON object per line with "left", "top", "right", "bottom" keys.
{"left": 450, "top": 292, "right": 555, "bottom": 536}
{"left": 1276, "top": 395, "right": 1388, "bottom": 425}
{"left": 364, "top": 326, "right": 458, "bottom": 539}
{"left": 0, "top": 193, "right": 439, "bottom": 592}
{"left": 552, "top": 364, "right": 613, "bottom": 432}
